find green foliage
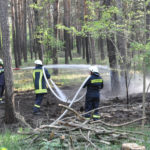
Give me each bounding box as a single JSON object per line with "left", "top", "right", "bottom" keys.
{"left": 82, "top": 5, "right": 124, "bottom": 38}
{"left": 145, "top": 0, "right": 150, "bottom": 6}
{"left": 130, "top": 42, "right": 145, "bottom": 52}
{"left": 30, "top": 0, "right": 55, "bottom": 10}
{"left": 29, "top": 3, "right": 43, "bottom": 10}
{"left": 1, "top": 126, "right": 150, "bottom": 150}
{"left": 55, "top": 0, "right": 150, "bottom": 71}
{"left": 0, "top": 147, "right": 7, "bottom": 150}
{"left": 0, "top": 131, "right": 24, "bottom": 150}
{"left": 33, "top": 25, "right": 64, "bottom": 62}
{"left": 38, "top": 28, "right": 64, "bottom": 49}
{"left": 130, "top": 41, "right": 150, "bottom": 66}
{"left": 40, "top": 139, "right": 68, "bottom": 150}
{"left": 57, "top": 24, "right": 80, "bottom": 36}
{"left": 57, "top": 3, "right": 121, "bottom": 39}
{"left": 85, "top": 0, "right": 101, "bottom": 20}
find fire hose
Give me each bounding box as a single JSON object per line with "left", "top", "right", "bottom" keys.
{"left": 43, "top": 66, "right": 90, "bottom": 125}
{"left": 42, "top": 66, "right": 87, "bottom": 103}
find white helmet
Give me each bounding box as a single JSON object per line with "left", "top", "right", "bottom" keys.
{"left": 89, "top": 66, "right": 99, "bottom": 73}
{"left": 34, "top": 60, "right": 42, "bottom": 65}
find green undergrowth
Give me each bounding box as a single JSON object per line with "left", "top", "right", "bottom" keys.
{"left": 0, "top": 131, "right": 24, "bottom": 150}
{"left": 0, "top": 126, "right": 150, "bottom": 150}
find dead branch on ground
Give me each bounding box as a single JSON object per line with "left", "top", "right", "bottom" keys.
{"left": 19, "top": 104, "right": 147, "bottom": 149}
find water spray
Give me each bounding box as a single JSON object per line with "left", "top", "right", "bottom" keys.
{"left": 42, "top": 67, "right": 65, "bottom": 102}
{"left": 43, "top": 66, "right": 87, "bottom": 103}
{"left": 14, "top": 64, "right": 110, "bottom": 71}
{"left": 49, "top": 79, "right": 86, "bottom": 103}
{"left": 42, "top": 66, "right": 90, "bottom": 125}
{"left": 50, "top": 79, "right": 67, "bottom": 102}
{"left": 50, "top": 75, "right": 90, "bottom": 126}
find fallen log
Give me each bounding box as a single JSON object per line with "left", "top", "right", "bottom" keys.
{"left": 121, "top": 143, "right": 145, "bottom": 150}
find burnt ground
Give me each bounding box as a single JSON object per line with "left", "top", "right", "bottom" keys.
{"left": 0, "top": 86, "right": 150, "bottom": 129}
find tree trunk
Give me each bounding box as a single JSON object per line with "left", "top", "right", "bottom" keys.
{"left": 28, "top": 2, "right": 33, "bottom": 60}
{"left": 98, "top": 0, "right": 105, "bottom": 61}
{"left": 14, "top": 0, "right": 22, "bottom": 66}
{"left": 98, "top": 37, "right": 105, "bottom": 60}
{"left": 53, "top": 0, "right": 59, "bottom": 74}
{"left": 0, "top": 25, "right": 2, "bottom": 58}
{"left": 146, "top": 1, "right": 150, "bottom": 42}
{"left": 11, "top": 0, "right": 19, "bottom": 68}
{"left": 142, "top": 61, "right": 146, "bottom": 128}
{"left": 107, "top": 37, "right": 120, "bottom": 96}
{"left": 69, "top": 35, "right": 72, "bottom": 61}
{"left": 84, "top": 0, "right": 90, "bottom": 64}
{"left": 85, "top": 37, "right": 90, "bottom": 64}
{"left": 22, "top": 0, "right": 27, "bottom": 62}
{"left": 63, "top": 0, "right": 71, "bottom": 64}
{"left": 80, "top": 0, "right": 85, "bottom": 59}
{"left": 76, "top": 36, "right": 81, "bottom": 55}
{"left": 33, "top": 0, "right": 43, "bottom": 61}
{"left": 116, "top": 0, "right": 127, "bottom": 75}
{"left": 82, "top": 37, "right": 85, "bottom": 59}
{"left": 75, "top": 0, "right": 83, "bottom": 55}
{"left": 0, "top": 0, "right": 16, "bottom": 124}
{"left": 90, "top": 37, "right": 96, "bottom": 64}
{"left": 70, "top": 36, "right": 74, "bottom": 50}
{"left": 18, "top": 0, "right": 23, "bottom": 64}
{"left": 104, "top": 0, "right": 120, "bottom": 95}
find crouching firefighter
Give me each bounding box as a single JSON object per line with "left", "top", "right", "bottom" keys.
{"left": 83, "top": 66, "right": 103, "bottom": 121}
{"left": 33, "top": 60, "right": 50, "bottom": 115}
{"left": 0, "top": 59, "right": 5, "bottom": 104}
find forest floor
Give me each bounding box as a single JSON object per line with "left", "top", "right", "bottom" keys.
{"left": 0, "top": 85, "right": 150, "bottom": 130}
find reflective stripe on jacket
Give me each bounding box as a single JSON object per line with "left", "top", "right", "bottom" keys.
{"left": 33, "top": 66, "right": 50, "bottom": 94}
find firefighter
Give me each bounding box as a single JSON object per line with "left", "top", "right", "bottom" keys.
{"left": 33, "top": 60, "right": 50, "bottom": 115}
{"left": 0, "top": 59, "right": 5, "bottom": 104}
{"left": 83, "top": 66, "right": 103, "bottom": 120}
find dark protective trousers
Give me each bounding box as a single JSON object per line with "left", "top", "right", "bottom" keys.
{"left": 0, "top": 85, "right": 5, "bottom": 99}
{"left": 85, "top": 96, "right": 99, "bottom": 118}
{"left": 33, "top": 94, "right": 44, "bottom": 113}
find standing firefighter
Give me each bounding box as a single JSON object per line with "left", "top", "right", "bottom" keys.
{"left": 0, "top": 59, "right": 5, "bottom": 104}
{"left": 33, "top": 60, "right": 50, "bottom": 115}
{"left": 83, "top": 66, "right": 103, "bottom": 120}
